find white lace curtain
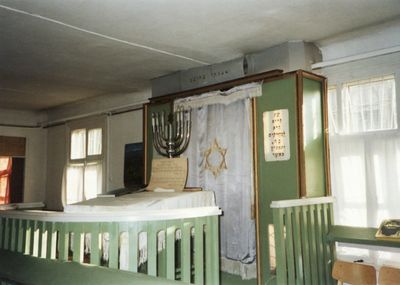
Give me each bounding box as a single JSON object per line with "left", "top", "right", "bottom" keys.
{"left": 63, "top": 123, "right": 104, "bottom": 206}
{"left": 174, "top": 83, "right": 261, "bottom": 275}
{"left": 328, "top": 75, "right": 400, "bottom": 267}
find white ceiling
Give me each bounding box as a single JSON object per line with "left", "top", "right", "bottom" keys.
{"left": 1, "top": 0, "right": 400, "bottom": 111}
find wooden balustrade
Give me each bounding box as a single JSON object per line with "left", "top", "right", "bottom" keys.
{"left": 0, "top": 207, "right": 220, "bottom": 285}
{"left": 271, "top": 197, "right": 335, "bottom": 285}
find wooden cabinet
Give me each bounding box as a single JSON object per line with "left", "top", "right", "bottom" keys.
{"left": 254, "top": 70, "right": 329, "bottom": 284}
{"left": 144, "top": 70, "right": 330, "bottom": 284}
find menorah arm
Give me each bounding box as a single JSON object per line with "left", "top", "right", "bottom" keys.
{"left": 174, "top": 124, "right": 191, "bottom": 156}
{"left": 172, "top": 120, "right": 183, "bottom": 141}
{"left": 154, "top": 132, "right": 167, "bottom": 150}
{"left": 153, "top": 134, "right": 168, "bottom": 157}
{"left": 176, "top": 121, "right": 190, "bottom": 146}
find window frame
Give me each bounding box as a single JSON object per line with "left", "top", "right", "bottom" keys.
{"left": 328, "top": 74, "right": 398, "bottom": 136}
{"left": 65, "top": 116, "right": 107, "bottom": 202}
{"left": 69, "top": 127, "right": 103, "bottom": 164}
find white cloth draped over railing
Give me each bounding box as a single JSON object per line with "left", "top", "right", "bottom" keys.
{"left": 174, "top": 82, "right": 261, "bottom": 279}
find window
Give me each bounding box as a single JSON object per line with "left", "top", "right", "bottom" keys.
{"left": 329, "top": 75, "right": 397, "bottom": 134}
{"left": 0, "top": 136, "right": 25, "bottom": 204}
{"left": 0, "top": 157, "right": 12, "bottom": 204}
{"left": 328, "top": 75, "right": 400, "bottom": 266}
{"left": 66, "top": 127, "right": 103, "bottom": 205}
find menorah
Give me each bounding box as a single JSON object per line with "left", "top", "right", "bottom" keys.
{"left": 151, "top": 107, "right": 191, "bottom": 158}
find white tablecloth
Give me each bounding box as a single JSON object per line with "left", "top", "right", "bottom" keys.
{"left": 64, "top": 191, "right": 216, "bottom": 213}
{"left": 63, "top": 191, "right": 216, "bottom": 269}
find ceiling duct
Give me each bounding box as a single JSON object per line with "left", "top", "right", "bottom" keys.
{"left": 151, "top": 41, "right": 321, "bottom": 98}
{"left": 245, "top": 41, "right": 321, "bottom": 75}
{"left": 151, "top": 57, "right": 246, "bottom": 97}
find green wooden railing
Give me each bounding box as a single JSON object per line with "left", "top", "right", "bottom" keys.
{"left": 271, "top": 197, "right": 335, "bottom": 285}
{"left": 0, "top": 249, "right": 183, "bottom": 285}
{"left": 0, "top": 207, "right": 221, "bottom": 285}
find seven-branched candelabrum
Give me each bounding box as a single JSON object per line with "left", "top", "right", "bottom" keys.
{"left": 151, "top": 107, "right": 191, "bottom": 158}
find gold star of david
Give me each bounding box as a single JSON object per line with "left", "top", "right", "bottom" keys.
{"left": 203, "top": 139, "right": 228, "bottom": 178}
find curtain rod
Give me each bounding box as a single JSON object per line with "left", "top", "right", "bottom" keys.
{"left": 0, "top": 123, "right": 41, "bottom": 128}
{"left": 43, "top": 103, "right": 146, "bottom": 129}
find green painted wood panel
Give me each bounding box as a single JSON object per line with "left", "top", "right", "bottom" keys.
{"left": 71, "top": 223, "right": 82, "bottom": 263}
{"left": 273, "top": 201, "right": 335, "bottom": 285}
{"left": 256, "top": 76, "right": 300, "bottom": 283}
{"left": 17, "top": 219, "right": 26, "bottom": 253}
{"left": 3, "top": 218, "right": 10, "bottom": 250}
{"left": 273, "top": 208, "right": 287, "bottom": 285}
{"left": 0, "top": 249, "right": 184, "bottom": 285}
{"left": 46, "top": 222, "right": 56, "bottom": 259}
{"left": 147, "top": 222, "right": 158, "bottom": 276}
{"left": 314, "top": 204, "right": 325, "bottom": 284}
{"left": 302, "top": 78, "right": 326, "bottom": 198}
{"left": 321, "top": 204, "right": 333, "bottom": 285}
{"left": 166, "top": 223, "right": 176, "bottom": 280}
{"left": 205, "top": 216, "right": 219, "bottom": 285}
{"left": 292, "top": 207, "right": 304, "bottom": 285}
{"left": 284, "top": 208, "right": 295, "bottom": 285}
{"left": 128, "top": 223, "right": 139, "bottom": 272}
{"left": 180, "top": 222, "right": 191, "bottom": 283}
{"left": 37, "top": 221, "right": 45, "bottom": 258}
{"left": 157, "top": 224, "right": 167, "bottom": 279}
{"left": 58, "top": 222, "right": 69, "bottom": 261}
{"left": 0, "top": 218, "right": 4, "bottom": 248}
{"left": 257, "top": 77, "right": 300, "bottom": 224}
{"left": 256, "top": 73, "right": 329, "bottom": 284}
{"left": 300, "top": 206, "right": 312, "bottom": 285}
{"left": 194, "top": 219, "right": 205, "bottom": 285}
{"left": 89, "top": 223, "right": 100, "bottom": 266}
{"left": 307, "top": 205, "right": 319, "bottom": 285}
{"left": 0, "top": 214, "right": 220, "bottom": 285}
{"left": 10, "top": 218, "right": 16, "bottom": 252}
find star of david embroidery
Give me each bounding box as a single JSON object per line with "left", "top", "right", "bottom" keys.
{"left": 203, "top": 139, "right": 228, "bottom": 178}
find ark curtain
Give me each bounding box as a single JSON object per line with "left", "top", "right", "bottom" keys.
{"left": 175, "top": 83, "right": 261, "bottom": 271}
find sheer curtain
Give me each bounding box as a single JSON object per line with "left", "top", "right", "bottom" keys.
{"left": 64, "top": 125, "right": 103, "bottom": 206}
{"left": 88, "top": 128, "right": 102, "bottom": 156}
{"left": 0, "top": 157, "right": 12, "bottom": 205}
{"left": 175, "top": 83, "right": 261, "bottom": 278}
{"left": 328, "top": 75, "right": 400, "bottom": 267}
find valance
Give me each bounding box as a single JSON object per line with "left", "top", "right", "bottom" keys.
{"left": 174, "top": 82, "right": 262, "bottom": 110}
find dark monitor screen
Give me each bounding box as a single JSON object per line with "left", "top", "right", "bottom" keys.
{"left": 123, "top": 142, "right": 144, "bottom": 188}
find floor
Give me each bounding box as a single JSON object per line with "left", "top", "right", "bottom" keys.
{"left": 220, "top": 272, "right": 257, "bottom": 285}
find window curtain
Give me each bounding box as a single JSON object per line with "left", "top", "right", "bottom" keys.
{"left": 0, "top": 157, "right": 12, "bottom": 205}
{"left": 63, "top": 119, "right": 105, "bottom": 206}
{"left": 70, "top": 129, "right": 86, "bottom": 159}
{"left": 328, "top": 77, "right": 400, "bottom": 267}
{"left": 88, "top": 128, "right": 102, "bottom": 156}
{"left": 174, "top": 83, "right": 261, "bottom": 278}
